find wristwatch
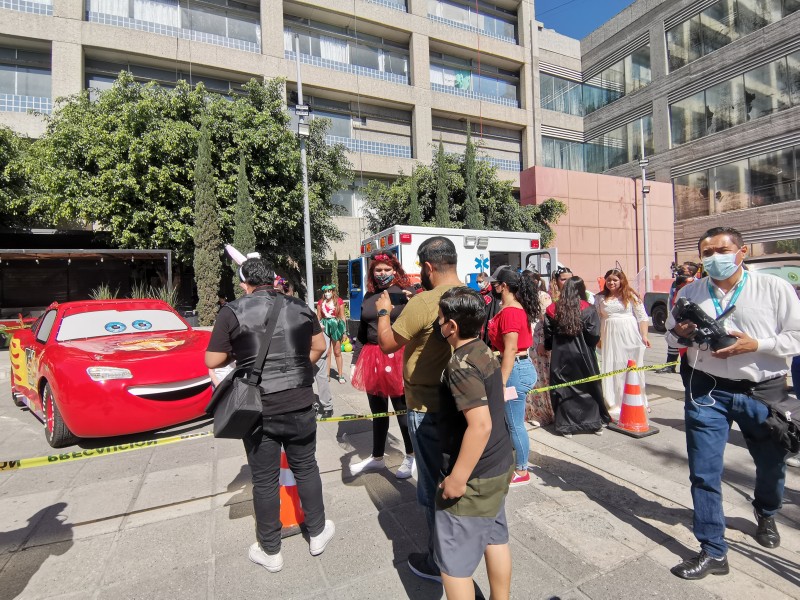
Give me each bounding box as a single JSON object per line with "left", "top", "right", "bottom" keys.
{"left": 377, "top": 309, "right": 390, "bottom": 317}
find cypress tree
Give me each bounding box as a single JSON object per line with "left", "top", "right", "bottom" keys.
{"left": 463, "top": 124, "right": 482, "bottom": 229}
{"left": 434, "top": 140, "right": 450, "bottom": 228}
{"left": 331, "top": 251, "right": 339, "bottom": 290}
{"left": 192, "top": 120, "right": 222, "bottom": 326}
{"left": 408, "top": 168, "right": 422, "bottom": 226}
{"left": 232, "top": 150, "right": 256, "bottom": 297}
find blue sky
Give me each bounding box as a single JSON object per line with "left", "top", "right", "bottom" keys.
{"left": 537, "top": 0, "right": 638, "bottom": 40}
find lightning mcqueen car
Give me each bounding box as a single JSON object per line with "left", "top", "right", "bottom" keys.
{"left": 10, "top": 299, "right": 213, "bottom": 448}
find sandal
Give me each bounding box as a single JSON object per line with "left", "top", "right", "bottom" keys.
{"left": 338, "top": 376, "right": 346, "bottom": 384}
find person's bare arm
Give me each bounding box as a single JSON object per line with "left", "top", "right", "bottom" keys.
{"left": 310, "top": 332, "right": 326, "bottom": 363}
{"left": 500, "top": 331, "right": 518, "bottom": 385}
{"left": 205, "top": 351, "right": 229, "bottom": 369}
{"left": 376, "top": 290, "right": 409, "bottom": 353}
{"left": 440, "top": 405, "right": 492, "bottom": 499}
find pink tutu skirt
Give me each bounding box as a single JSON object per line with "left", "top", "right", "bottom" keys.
{"left": 351, "top": 343, "right": 405, "bottom": 397}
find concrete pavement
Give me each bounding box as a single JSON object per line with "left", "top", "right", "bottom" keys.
{"left": 0, "top": 332, "right": 797, "bottom": 599}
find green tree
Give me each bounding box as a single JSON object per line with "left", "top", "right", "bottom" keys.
{"left": 363, "top": 152, "right": 566, "bottom": 246}
{"left": 408, "top": 167, "right": 422, "bottom": 226}
{"left": 23, "top": 73, "right": 351, "bottom": 291}
{"left": 331, "top": 251, "right": 339, "bottom": 290}
{"left": 0, "top": 126, "right": 36, "bottom": 228}
{"left": 463, "top": 125, "right": 482, "bottom": 229}
{"left": 232, "top": 150, "right": 256, "bottom": 297}
{"left": 193, "top": 120, "right": 222, "bottom": 325}
{"left": 434, "top": 140, "right": 450, "bottom": 227}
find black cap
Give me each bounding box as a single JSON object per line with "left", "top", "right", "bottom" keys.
{"left": 486, "top": 265, "right": 520, "bottom": 284}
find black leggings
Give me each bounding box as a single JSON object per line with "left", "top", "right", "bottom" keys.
{"left": 367, "top": 393, "right": 414, "bottom": 457}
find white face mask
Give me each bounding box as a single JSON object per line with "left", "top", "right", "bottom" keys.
{"left": 324, "top": 292, "right": 333, "bottom": 300}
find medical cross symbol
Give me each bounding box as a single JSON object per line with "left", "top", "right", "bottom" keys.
{"left": 475, "top": 257, "right": 489, "bottom": 271}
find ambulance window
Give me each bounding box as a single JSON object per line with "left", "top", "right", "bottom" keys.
{"left": 35, "top": 310, "right": 58, "bottom": 344}
{"left": 350, "top": 260, "right": 362, "bottom": 290}
{"left": 525, "top": 253, "right": 552, "bottom": 277}
{"left": 490, "top": 253, "right": 521, "bottom": 273}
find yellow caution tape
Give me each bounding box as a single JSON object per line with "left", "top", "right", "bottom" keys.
{"left": 0, "top": 431, "right": 212, "bottom": 472}
{"left": 1, "top": 362, "right": 678, "bottom": 471}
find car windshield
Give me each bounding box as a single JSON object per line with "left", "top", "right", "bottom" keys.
{"left": 56, "top": 309, "right": 187, "bottom": 342}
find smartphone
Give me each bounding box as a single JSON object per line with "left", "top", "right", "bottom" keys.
{"left": 389, "top": 292, "right": 408, "bottom": 306}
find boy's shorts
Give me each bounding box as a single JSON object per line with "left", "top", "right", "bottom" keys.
{"left": 433, "top": 500, "right": 509, "bottom": 578}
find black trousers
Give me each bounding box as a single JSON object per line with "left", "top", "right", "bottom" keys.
{"left": 243, "top": 404, "right": 326, "bottom": 554}
{"left": 367, "top": 393, "right": 413, "bottom": 457}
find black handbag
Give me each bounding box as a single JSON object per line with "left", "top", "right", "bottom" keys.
{"left": 206, "top": 294, "right": 283, "bottom": 439}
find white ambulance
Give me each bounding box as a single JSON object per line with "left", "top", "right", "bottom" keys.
{"left": 348, "top": 225, "right": 557, "bottom": 320}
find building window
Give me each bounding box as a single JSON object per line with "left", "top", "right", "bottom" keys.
{"left": 666, "top": 0, "right": 795, "bottom": 72}
{"left": 706, "top": 77, "right": 746, "bottom": 134}
{"left": 86, "top": 0, "right": 261, "bottom": 53}
{"left": 284, "top": 19, "right": 409, "bottom": 85}
{"left": 539, "top": 73, "right": 583, "bottom": 116}
{"left": 0, "top": 46, "right": 52, "bottom": 114}
{"left": 427, "top": 0, "right": 517, "bottom": 44}
{"left": 788, "top": 50, "right": 800, "bottom": 107}
{"left": 1, "top": 0, "right": 53, "bottom": 15}
{"left": 625, "top": 44, "right": 651, "bottom": 94}
{"left": 674, "top": 170, "right": 711, "bottom": 220}
{"left": 430, "top": 53, "right": 518, "bottom": 107}
{"left": 744, "top": 57, "right": 791, "bottom": 120}
{"left": 670, "top": 91, "right": 706, "bottom": 145}
{"left": 542, "top": 137, "right": 585, "bottom": 172}
{"left": 749, "top": 147, "right": 797, "bottom": 206}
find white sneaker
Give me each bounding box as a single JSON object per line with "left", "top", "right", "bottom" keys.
{"left": 787, "top": 456, "right": 800, "bottom": 468}
{"left": 249, "top": 542, "right": 283, "bottom": 572}
{"left": 309, "top": 520, "right": 335, "bottom": 556}
{"left": 349, "top": 456, "right": 386, "bottom": 476}
{"left": 396, "top": 455, "right": 416, "bottom": 479}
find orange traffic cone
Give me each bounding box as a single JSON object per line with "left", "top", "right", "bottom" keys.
{"left": 279, "top": 449, "right": 305, "bottom": 538}
{"left": 607, "top": 360, "right": 659, "bottom": 439}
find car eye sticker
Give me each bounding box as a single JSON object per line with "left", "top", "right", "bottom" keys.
{"left": 132, "top": 319, "right": 153, "bottom": 331}
{"left": 105, "top": 322, "right": 127, "bottom": 333}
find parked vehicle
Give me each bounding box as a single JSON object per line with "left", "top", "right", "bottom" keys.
{"left": 10, "top": 299, "right": 212, "bottom": 448}
{"left": 644, "top": 292, "right": 670, "bottom": 332}
{"left": 347, "top": 225, "right": 557, "bottom": 321}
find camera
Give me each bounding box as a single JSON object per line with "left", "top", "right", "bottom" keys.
{"left": 671, "top": 297, "right": 738, "bottom": 351}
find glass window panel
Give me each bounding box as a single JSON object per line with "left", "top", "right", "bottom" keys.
{"left": 88, "top": 0, "right": 130, "bottom": 17}
{"left": 711, "top": 159, "right": 750, "bottom": 212}
{"left": 228, "top": 15, "right": 260, "bottom": 43}
{"left": 541, "top": 136, "right": 555, "bottom": 168}
{"left": 674, "top": 171, "right": 711, "bottom": 220}
{"left": 706, "top": 77, "right": 746, "bottom": 134}
{"left": 670, "top": 91, "right": 706, "bottom": 145}
{"left": 736, "top": 0, "right": 781, "bottom": 36}
{"left": 185, "top": 6, "right": 227, "bottom": 36}
{"left": 17, "top": 67, "right": 50, "bottom": 97}
{"left": 701, "top": 0, "right": 738, "bottom": 55}
{"left": 384, "top": 51, "right": 408, "bottom": 75}
{"left": 749, "top": 148, "right": 797, "bottom": 206}
{"left": 667, "top": 16, "right": 702, "bottom": 71}
{"left": 785, "top": 0, "right": 800, "bottom": 15}
{"left": 315, "top": 110, "right": 351, "bottom": 138}
{"left": 628, "top": 116, "right": 653, "bottom": 162}
{"left": 600, "top": 61, "right": 625, "bottom": 105}
{"left": 583, "top": 84, "right": 604, "bottom": 115}
{"left": 625, "top": 44, "right": 651, "bottom": 93}
{"left": 134, "top": 0, "right": 179, "bottom": 27}
{"left": 585, "top": 141, "right": 605, "bottom": 173}
{"left": 744, "top": 58, "right": 791, "bottom": 120}
{"left": 788, "top": 51, "right": 800, "bottom": 107}
{"left": 0, "top": 64, "right": 15, "bottom": 94}
{"left": 351, "top": 44, "right": 380, "bottom": 70}
{"left": 604, "top": 126, "right": 628, "bottom": 170}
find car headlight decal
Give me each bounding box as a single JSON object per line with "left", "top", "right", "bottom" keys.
{"left": 86, "top": 366, "right": 134, "bottom": 381}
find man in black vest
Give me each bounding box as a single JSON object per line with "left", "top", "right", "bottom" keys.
{"left": 205, "top": 258, "right": 333, "bottom": 573}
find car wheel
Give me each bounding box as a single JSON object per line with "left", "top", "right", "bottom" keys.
{"left": 42, "top": 383, "right": 79, "bottom": 448}
{"left": 651, "top": 303, "right": 668, "bottom": 333}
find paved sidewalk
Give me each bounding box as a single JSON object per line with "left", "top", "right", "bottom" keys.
{"left": 0, "top": 334, "right": 797, "bottom": 599}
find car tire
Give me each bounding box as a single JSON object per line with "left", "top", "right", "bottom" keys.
{"left": 42, "top": 383, "right": 79, "bottom": 448}
{"left": 651, "top": 303, "right": 668, "bottom": 333}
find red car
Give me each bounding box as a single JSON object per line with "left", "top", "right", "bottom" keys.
{"left": 10, "top": 299, "right": 213, "bottom": 448}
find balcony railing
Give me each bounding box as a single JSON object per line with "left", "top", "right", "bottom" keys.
{"left": 428, "top": 14, "right": 515, "bottom": 44}
{"left": 367, "top": 0, "right": 406, "bottom": 11}
{"left": 0, "top": 93, "right": 52, "bottom": 114}
{"left": 285, "top": 50, "right": 409, "bottom": 85}
{"left": 326, "top": 135, "right": 412, "bottom": 159}
{"left": 86, "top": 11, "right": 260, "bottom": 53}
{"left": 1, "top": 0, "right": 52, "bottom": 14}
{"left": 480, "top": 155, "right": 520, "bottom": 171}
{"left": 431, "top": 82, "right": 518, "bottom": 108}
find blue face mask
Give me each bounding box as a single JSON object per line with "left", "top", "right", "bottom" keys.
{"left": 375, "top": 273, "right": 394, "bottom": 287}
{"left": 702, "top": 251, "right": 741, "bottom": 280}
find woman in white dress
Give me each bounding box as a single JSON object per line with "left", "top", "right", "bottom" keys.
{"left": 595, "top": 268, "right": 650, "bottom": 417}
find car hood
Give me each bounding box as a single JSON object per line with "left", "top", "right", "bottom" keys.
{"left": 58, "top": 330, "right": 211, "bottom": 361}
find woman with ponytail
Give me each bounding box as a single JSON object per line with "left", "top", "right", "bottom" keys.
{"left": 544, "top": 277, "right": 609, "bottom": 437}
{"left": 487, "top": 266, "right": 541, "bottom": 487}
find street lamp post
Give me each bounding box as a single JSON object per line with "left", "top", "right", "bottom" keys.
{"left": 639, "top": 156, "right": 652, "bottom": 294}
{"left": 294, "top": 34, "right": 315, "bottom": 309}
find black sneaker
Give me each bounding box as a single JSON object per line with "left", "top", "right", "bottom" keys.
{"left": 407, "top": 552, "right": 441, "bottom": 583}
{"left": 655, "top": 366, "right": 676, "bottom": 374}
{"left": 321, "top": 409, "right": 333, "bottom": 419}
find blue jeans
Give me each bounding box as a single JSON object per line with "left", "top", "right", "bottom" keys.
{"left": 685, "top": 383, "right": 787, "bottom": 557}
{"left": 505, "top": 358, "right": 537, "bottom": 471}
{"left": 407, "top": 409, "right": 442, "bottom": 558}
{"left": 791, "top": 356, "right": 800, "bottom": 399}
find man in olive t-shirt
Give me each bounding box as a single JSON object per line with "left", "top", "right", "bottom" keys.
{"left": 376, "top": 236, "right": 463, "bottom": 582}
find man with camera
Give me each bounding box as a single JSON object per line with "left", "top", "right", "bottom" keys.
{"left": 665, "top": 227, "right": 800, "bottom": 580}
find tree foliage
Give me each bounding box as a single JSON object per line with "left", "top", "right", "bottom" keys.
{"left": 232, "top": 150, "right": 256, "bottom": 298}
{"left": 193, "top": 120, "right": 222, "bottom": 326}
{"left": 331, "top": 251, "right": 339, "bottom": 289}
{"left": 408, "top": 167, "right": 422, "bottom": 226}
{"left": 363, "top": 150, "right": 567, "bottom": 247}
{"left": 434, "top": 141, "right": 451, "bottom": 228}
{"left": 0, "top": 126, "right": 37, "bottom": 229}
{"left": 463, "top": 125, "right": 482, "bottom": 229}
{"left": 19, "top": 73, "right": 351, "bottom": 281}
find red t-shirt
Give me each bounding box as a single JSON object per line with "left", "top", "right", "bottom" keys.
{"left": 488, "top": 307, "right": 532, "bottom": 353}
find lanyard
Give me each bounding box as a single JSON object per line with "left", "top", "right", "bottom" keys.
{"left": 708, "top": 271, "right": 748, "bottom": 318}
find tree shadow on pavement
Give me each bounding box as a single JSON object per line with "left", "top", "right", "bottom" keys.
{"left": 0, "top": 502, "right": 73, "bottom": 600}
{"left": 336, "top": 419, "right": 444, "bottom": 600}
{"left": 726, "top": 539, "right": 800, "bottom": 588}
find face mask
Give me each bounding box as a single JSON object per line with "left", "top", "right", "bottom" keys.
{"left": 324, "top": 292, "right": 333, "bottom": 300}
{"left": 375, "top": 273, "right": 394, "bottom": 287}
{"left": 702, "top": 251, "right": 741, "bottom": 280}
{"left": 479, "top": 281, "right": 489, "bottom": 291}
{"left": 435, "top": 318, "right": 453, "bottom": 342}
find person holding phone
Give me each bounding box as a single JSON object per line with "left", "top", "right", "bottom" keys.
{"left": 350, "top": 252, "right": 417, "bottom": 479}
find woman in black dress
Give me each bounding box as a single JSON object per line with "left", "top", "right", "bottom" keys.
{"left": 544, "top": 277, "right": 610, "bottom": 437}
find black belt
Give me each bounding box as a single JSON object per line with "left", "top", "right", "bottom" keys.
{"left": 688, "top": 367, "right": 784, "bottom": 395}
